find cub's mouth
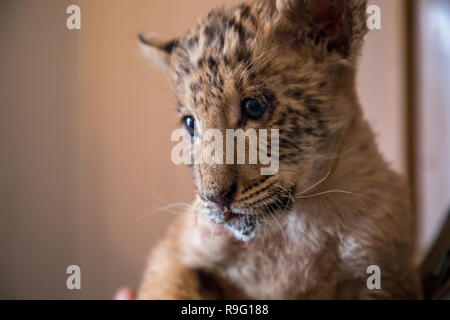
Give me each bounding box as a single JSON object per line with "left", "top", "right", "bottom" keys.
{"left": 205, "top": 187, "right": 296, "bottom": 242}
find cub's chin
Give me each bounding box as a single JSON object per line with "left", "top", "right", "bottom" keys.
{"left": 223, "top": 210, "right": 291, "bottom": 242}
{"left": 202, "top": 188, "right": 296, "bottom": 242}
{"left": 224, "top": 213, "right": 258, "bottom": 242}
{"left": 208, "top": 208, "right": 289, "bottom": 243}
{"left": 226, "top": 197, "right": 295, "bottom": 242}
{"left": 204, "top": 210, "right": 259, "bottom": 242}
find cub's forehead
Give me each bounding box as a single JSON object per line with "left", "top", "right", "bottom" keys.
{"left": 170, "top": 3, "right": 276, "bottom": 111}
{"left": 178, "top": 4, "right": 261, "bottom": 63}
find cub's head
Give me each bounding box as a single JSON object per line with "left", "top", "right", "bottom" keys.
{"left": 140, "top": 0, "right": 368, "bottom": 241}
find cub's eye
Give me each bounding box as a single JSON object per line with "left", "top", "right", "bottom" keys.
{"left": 241, "top": 97, "right": 267, "bottom": 120}
{"left": 183, "top": 116, "right": 195, "bottom": 137}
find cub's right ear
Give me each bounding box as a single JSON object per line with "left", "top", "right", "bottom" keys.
{"left": 138, "top": 33, "right": 179, "bottom": 68}
{"left": 275, "top": 0, "right": 368, "bottom": 61}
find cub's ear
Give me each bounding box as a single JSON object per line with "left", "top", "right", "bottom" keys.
{"left": 138, "top": 33, "right": 179, "bottom": 68}
{"left": 275, "top": 0, "right": 368, "bottom": 59}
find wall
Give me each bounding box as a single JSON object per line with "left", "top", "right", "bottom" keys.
{"left": 416, "top": 0, "right": 450, "bottom": 249}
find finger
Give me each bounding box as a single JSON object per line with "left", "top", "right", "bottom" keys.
{"left": 114, "top": 287, "right": 136, "bottom": 300}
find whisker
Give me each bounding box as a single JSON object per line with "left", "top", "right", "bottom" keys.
{"left": 137, "top": 193, "right": 194, "bottom": 221}
{"left": 263, "top": 201, "right": 287, "bottom": 245}
{"left": 274, "top": 184, "right": 295, "bottom": 202}
{"left": 137, "top": 205, "right": 195, "bottom": 221}
{"left": 296, "top": 167, "right": 331, "bottom": 196}
{"left": 296, "top": 189, "right": 364, "bottom": 199}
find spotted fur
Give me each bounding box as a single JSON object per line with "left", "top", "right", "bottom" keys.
{"left": 138, "top": 0, "right": 421, "bottom": 299}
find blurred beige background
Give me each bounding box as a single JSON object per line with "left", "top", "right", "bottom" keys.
{"left": 0, "top": 0, "right": 448, "bottom": 299}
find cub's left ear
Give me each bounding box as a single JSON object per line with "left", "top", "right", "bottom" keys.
{"left": 138, "top": 33, "right": 179, "bottom": 68}
{"left": 276, "top": 0, "right": 368, "bottom": 60}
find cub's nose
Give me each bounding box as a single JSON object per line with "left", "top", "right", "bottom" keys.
{"left": 205, "top": 182, "right": 237, "bottom": 207}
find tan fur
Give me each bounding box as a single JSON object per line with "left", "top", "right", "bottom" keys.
{"left": 138, "top": 0, "right": 421, "bottom": 299}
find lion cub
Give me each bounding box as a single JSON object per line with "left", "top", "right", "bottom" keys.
{"left": 137, "top": 0, "right": 421, "bottom": 299}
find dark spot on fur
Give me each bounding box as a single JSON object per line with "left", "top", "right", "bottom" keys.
{"left": 239, "top": 4, "right": 251, "bottom": 19}
{"left": 187, "top": 35, "right": 199, "bottom": 48}
{"left": 190, "top": 82, "right": 200, "bottom": 93}
{"left": 207, "top": 57, "right": 218, "bottom": 71}
{"left": 285, "top": 88, "right": 304, "bottom": 101}
{"left": 197, "top": 57, "right": 205, "bottom": 68}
